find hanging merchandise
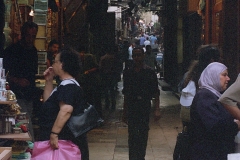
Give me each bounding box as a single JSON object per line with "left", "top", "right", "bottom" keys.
{"left": 48, "top": 0, "right": 58, "bottom": 12}
{"left": 199, "top": 0, "right": 206, "bottom": 11}
{"left": 3, "top": 0, "right": 12, "bottom": 49}
{"left": 3, "top": 22, "right": 11, "bottom": 49}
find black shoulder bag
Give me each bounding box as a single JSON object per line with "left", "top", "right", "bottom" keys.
{"left": 67, "top": 103, "right": 104, "bottom": 137}
{"left": 64, "top": 80, "right": 104, "bottom": 137}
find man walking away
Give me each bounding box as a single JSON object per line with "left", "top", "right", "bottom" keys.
{"left": 122, "top": 47, "right": 161, "bottom": 160}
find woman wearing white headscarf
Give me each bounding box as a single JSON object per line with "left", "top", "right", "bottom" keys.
{"left": 189, "top": 62, "right": 240, "bottom": 160}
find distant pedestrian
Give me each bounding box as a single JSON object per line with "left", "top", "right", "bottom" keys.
{"left": 76, "top": 46, "right": 102, "bottom": 118}
{"left": 139, "top": 34, "right": 146, "bottom": 47}
{"left": 144, "top": 45, "right": 158, "bottom": 71}
{"left": 99, "top": 49, "right": 118, "bottom": 110}
{"left": 144, "top": 37, "right": 150, "bottom": 47}
{"left": 115, "top": 44, "right": 124, "bottom": 90}
{"left": 125, "top": 43, "right": 134, "bottom": 70}
{"left": 122, "top": 47, "right": 161, "bottom": 160}
{"left": 150, "top": 34, "right": 157, "bottom": 45}
{"left": 151, "top": 40, "right": 159, "bottom": 53}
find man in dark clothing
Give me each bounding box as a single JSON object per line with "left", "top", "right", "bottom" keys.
{"left": 76, "top": 47, "right": 102, "bottom": 118}
{"left": 46, "top": 39, "right": 61, "bottom": 85}
{"left": 121, "top": 40, "right": 130, "bottom": 66}
{"left": 2, "top": 21, "right": 39, "bottom": 141}
{"left": 99, "top": 50, "right": 117, "bottom": 110}
{"left": 47, "top": 39, "right": 60, "bottom": 67}
{"left": 122, "top": 47, "right": 161, "bottom": 160}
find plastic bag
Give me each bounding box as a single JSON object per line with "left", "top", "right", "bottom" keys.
{"left": 31, "top": 140, "right": 81, "bottom": 160}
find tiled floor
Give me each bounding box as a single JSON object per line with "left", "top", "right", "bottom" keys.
{"left": 87, "top": 82, "right": 182, "bottom": 160}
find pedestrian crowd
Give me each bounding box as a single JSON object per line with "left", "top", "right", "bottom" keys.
{"left": 5, "top": 20, "right": 240, "bottom": 160}
{"left": 0, "top": 20, "right": 164, "bottom": 160}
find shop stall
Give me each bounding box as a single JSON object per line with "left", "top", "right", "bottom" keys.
{"left": 0, "top": 58, "right": 33, "bottom": 159}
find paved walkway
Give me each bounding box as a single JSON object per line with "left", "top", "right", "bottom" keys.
{"left": 87, "top": 80, "right": 182, "bottom": 160}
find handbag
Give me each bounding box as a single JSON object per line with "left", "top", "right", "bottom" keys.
{"left": 173, "top": 131, "right": 190, "bottom": 160}
{"left": 67, "top": 104, "right": 104, "bottom": 138}
{"left": 60, "top": 79, "right": 104, "bottom": 137}
{"left": 31, "top": 140, "right": 81, "bottom": 160}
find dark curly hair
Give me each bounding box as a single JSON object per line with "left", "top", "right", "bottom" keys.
{"left": 59, "top": 48, "right": 81, "bottom": 78}
{"left": 197, "top": 44, "right": 221, "bottom": 74}
{"left": 21, "top": 21, "right": 38, "bottom": 40}
{"left": 183, "top": 44, "right": 222, "bottom": 90}
{"left": 132, "top": 47, "right": 144, "bottom": 54}
{"left": 48, "top": 39, "right": 60, "bottom": 49}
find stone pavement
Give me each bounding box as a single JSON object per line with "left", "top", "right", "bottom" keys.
{"left": 87, "top": 80, "right": 182, "bottom": 160}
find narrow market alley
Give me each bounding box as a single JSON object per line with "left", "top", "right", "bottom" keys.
{"left": 87, "top": 79, "right": 181, "bottom": 160}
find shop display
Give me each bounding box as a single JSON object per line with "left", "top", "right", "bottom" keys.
{"left": 0, "top": 105, "right": 26, "bottom": 132}
{"left": 0, "top": 58, "right": 32, "bottom": 159}
{"left": 0, "top": 58, "right": 17, "bottom": 103}
{"left": 2, "top": 0, "right": 51, "bottom": 159}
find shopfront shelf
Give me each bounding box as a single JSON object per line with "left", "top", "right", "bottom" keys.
{"left": 0, "top": 132, "right": 31, "bottom": 141}
{"left": 0, "top": 101, "right": 17, "bottom": 105}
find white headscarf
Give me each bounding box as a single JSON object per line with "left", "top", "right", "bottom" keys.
{"left": 198, "top": 62, "right": 227, "bottom": 97}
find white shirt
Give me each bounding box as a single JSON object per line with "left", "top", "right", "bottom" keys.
{"left": 144, "top": 40, "right": 150, "bottom": 46}
{"left": 128, "top": 46, "right": 133, "bottom": 60}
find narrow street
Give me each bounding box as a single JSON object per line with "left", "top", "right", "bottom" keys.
{"left": 87, "top": 79, "right": 182, "bottom": 160}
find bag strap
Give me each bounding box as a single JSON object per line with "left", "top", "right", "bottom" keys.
{"left": 59, "top": 79, "right": 80, "bottom": 87}
{"left": 68, "top": 79, "right": 90, "bottom": 106}
{"left": 70, "top": 79, "right": 77, "bottom": 85}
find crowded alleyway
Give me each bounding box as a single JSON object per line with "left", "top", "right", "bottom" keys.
{"left": 87, "top": 79, "right": 181, "bottom": 160}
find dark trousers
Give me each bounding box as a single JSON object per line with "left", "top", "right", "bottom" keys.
{"left": 125, "top": 59, "right": 133, "bottom": 70}
{"left": 128, "top": 125, "right": 149, "bottom": 160}
{"left": 72, "top": 134, "right": 89, "bottom": 160}
{"left": 82, "top": 84, "right": 102, "bottom": 117}
{"left": 102, "top": 73, "right": 116, "bottom": 109}
{"left": 127, "top": 100, "right": 151, "bottom": 160}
